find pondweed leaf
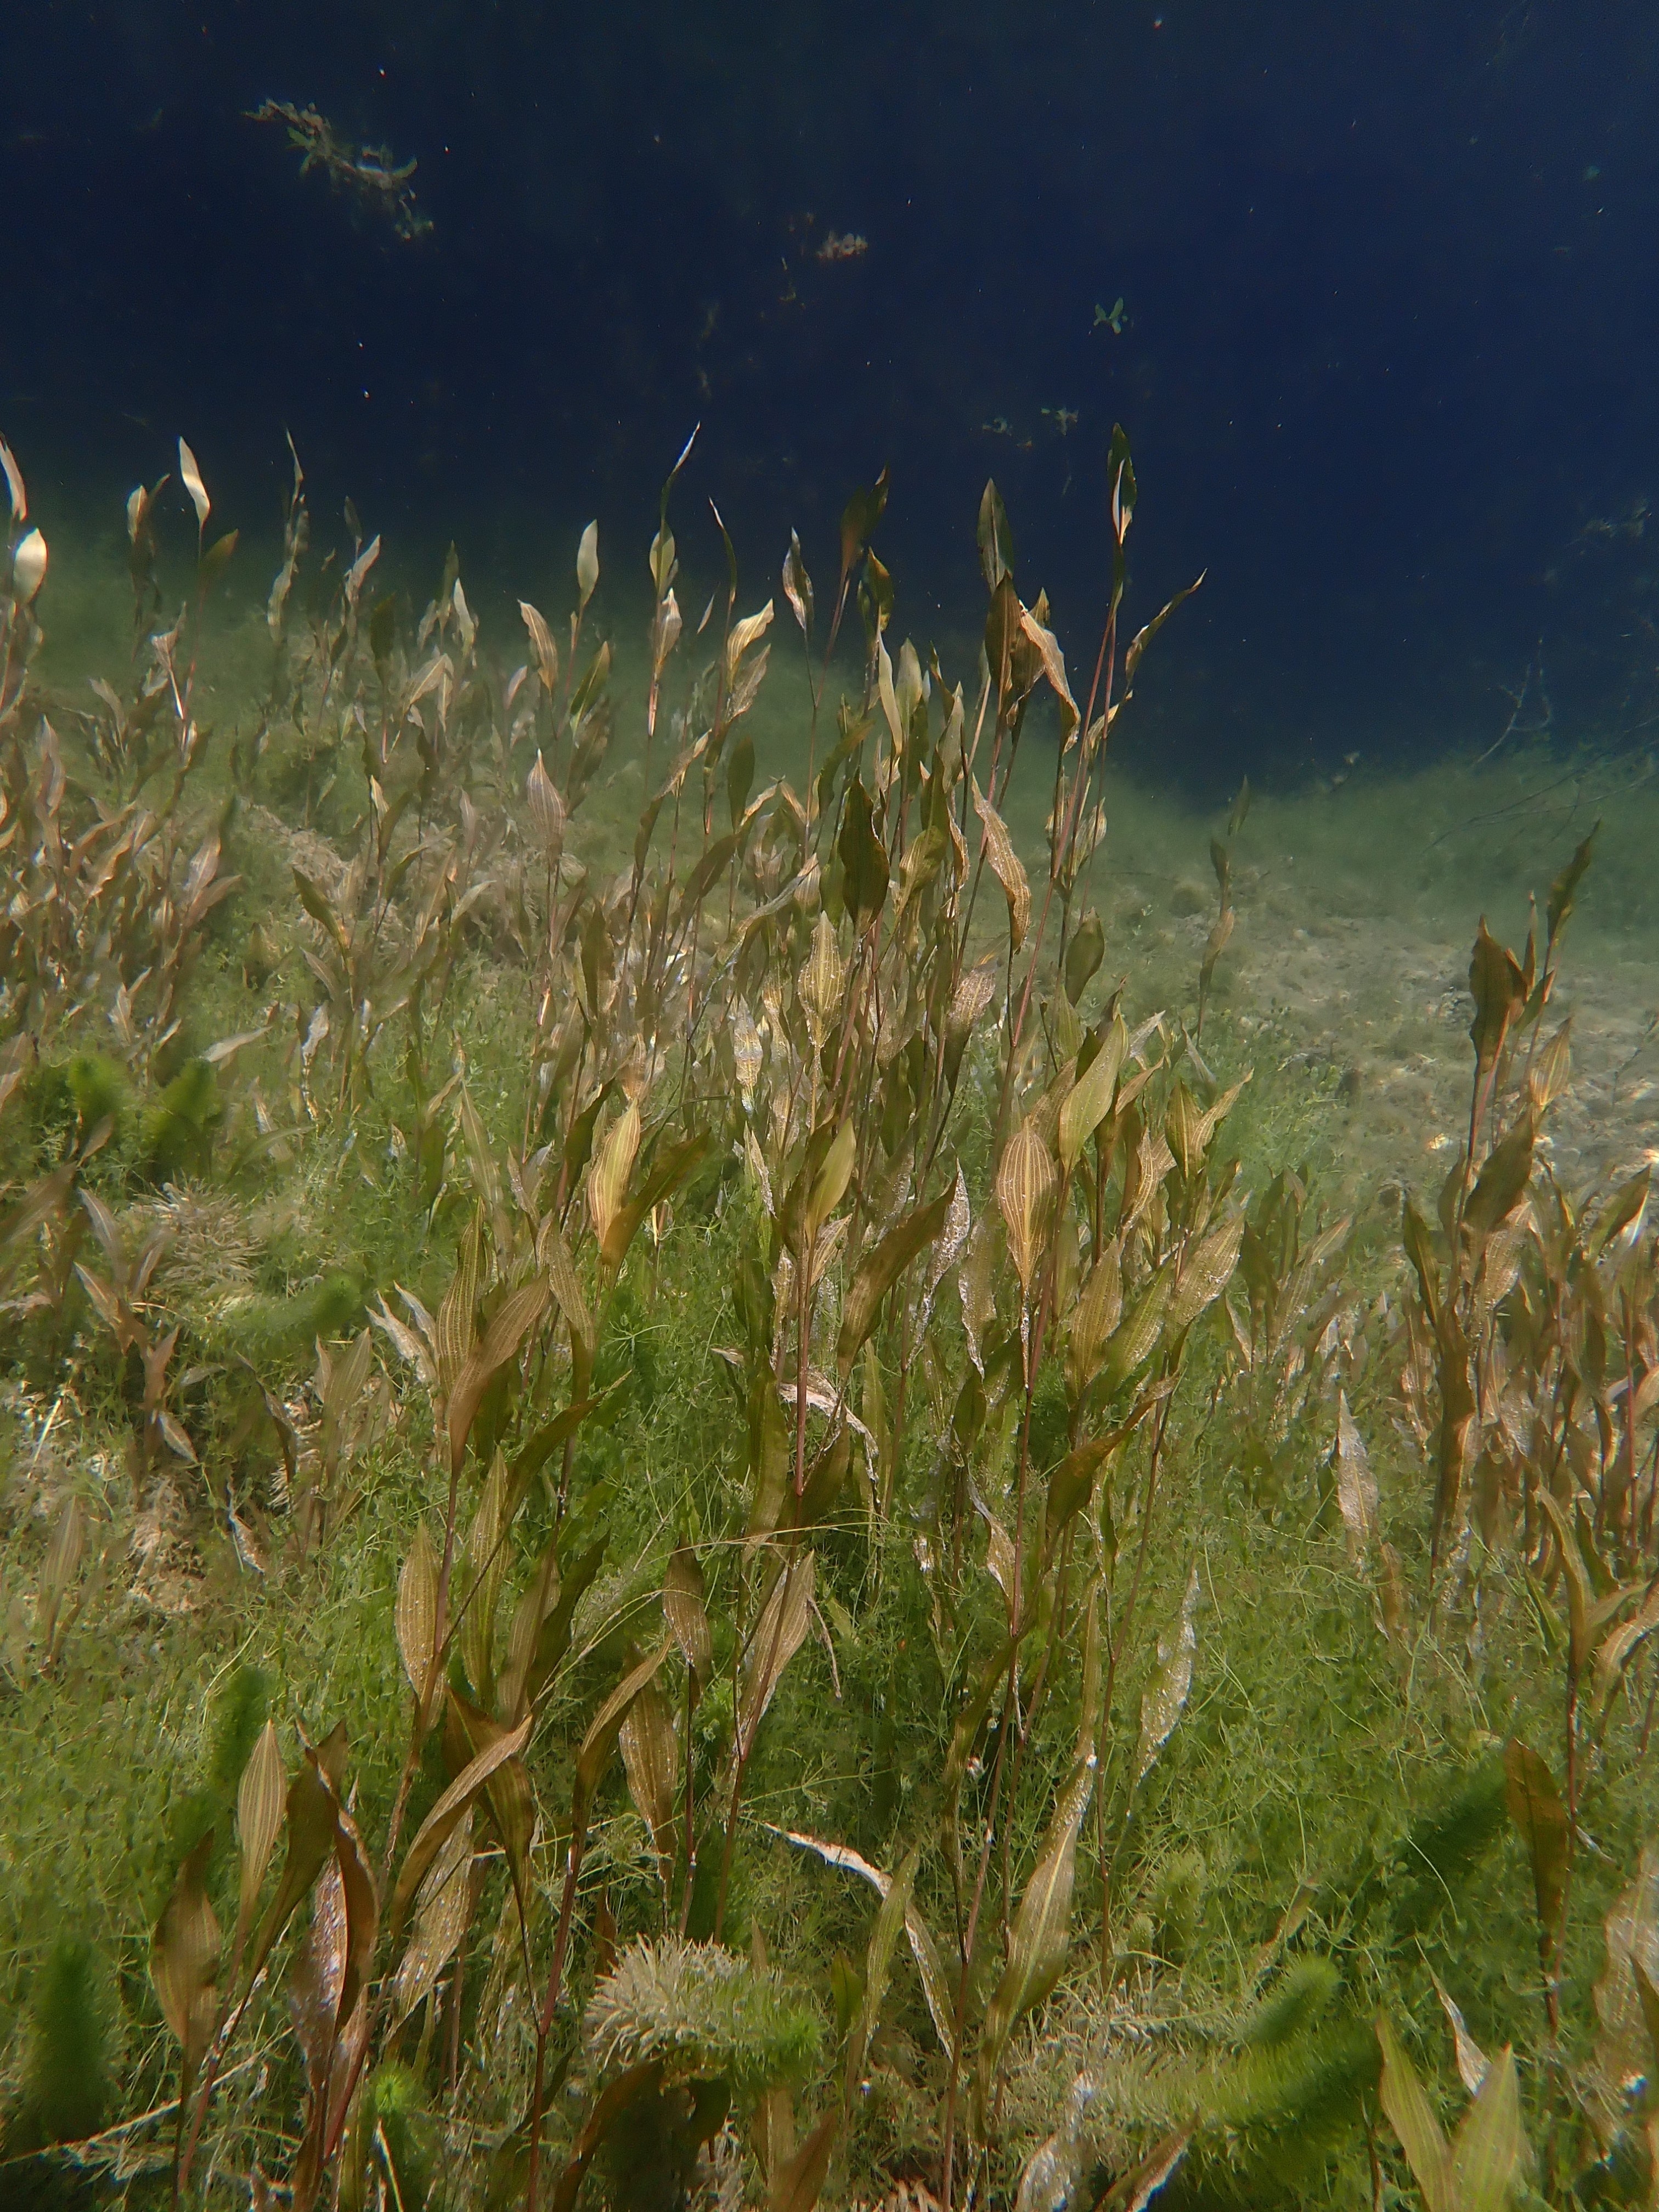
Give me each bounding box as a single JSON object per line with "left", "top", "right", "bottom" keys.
{"left": 151, "top": 1832, "right": 221, "bottom": 2093}
{"left": 1376, "top": 2012, "right": 1453, "bottom": 2212}
{"left": 619, "top": 1675, "right": 679, "bottom": 1882}
{"left": 836, "top": 1189, "right": 951, "bottom": 1374}
{"left": 997, "top": 1118, "right": 1057, "bottom": 1302}
{"left": 1333, "top": 1390, "right": 1378, "bottom": 1564}
{"left": 177, "top": 437, "right": 211, "bottom": 532}
{"left": 973, "top": 776, "right": 1031, "bottom": 950}
{"left": 1135, "top": 1566, "right": 1199, "bottom": 1787}
{"left": 588, "top": 1101, "right": 641, "bottom": 1251}
{"left": 975, "top": 1753, "right": 1095, "bottom": 2128}
{"left": 576, "top": 520, "right": 600, "bottom": 608}
{"left": 235, "top": 1720, "right": 286, "bottom": 1955}
{"left": 738, "top": 1553, "right": 815, "bottom": 1760}
{"left": 390, "top": 1706, "right": 532, "bottom": 1940}
{"left": 663, "top": 1543, "right": 712, "bottom": 1685}
{"left": 1504, "top": 1738, "right": 1568, "bottom": 1954}
{"left": 396, "top": 1523, "right": 439, "bottom": 1702}
{"left": 1058, "top": 1016, "right": 1126, "bottom": 1172}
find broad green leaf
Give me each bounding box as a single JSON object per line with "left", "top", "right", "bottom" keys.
{"left": 235, "top": 1720, "right": 286, "bottom": 1955}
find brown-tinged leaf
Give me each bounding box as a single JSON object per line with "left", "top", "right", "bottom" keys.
{"left": 973, "top": 775, "right": 1031, "bottom": 950}
{"left": 151, "top": 1831, "right": 221, "bottom": 2091}
{"left": 1504, "top": 1738, "right": 1568, "bottom": 1951}
{"left": 664, "top": 1544, "right": 713, "bottom": 1684}
{"left": 1537, "top": 1489, "right": 1594, "bottom": 1677}
{"left": 575, "top": 1641, "right": 674, "bottom": 1819}
{"left": 526, "top": 748, "right": 567, "bottom": 860}
{"left": 997, "top": 1118, "right": 1057, "bottom": 1301}
{"left": 390, "top": 1808, "right": 474, "bottom": 2030}
{"left": 739, "top": 1553, "right": 816, "bottom": 1760}
{"left": 976, "top": 1753, "right": 1095, "bottom": 2126}
{"left": 1469, "top": 920, "right": 1527, "bottom": 1087}
{"left": 248, "top": 1730, "right": 347, "bottom": 1985}
{"left": 235, "top": 1720, "right": 286, "bottom": 1953}
{"left": 389, "top": 1707, "right": 533, "bottom": 1940}
{"left": 1122, "top": 573, "right": 1205, "bottom": 692}
{"left": 447, "top": 1276, "right": 550, "bottom": 1475}
{"left": 772, "top": 2111, "right": 838, "bottom": 2212}
{"left": 460, "top": 1451, "right": 513, "bottom": 1702}
{"left": 836, "top": 1190, "right": 951, "bottom": 1373}
{"left": 1464, "top": 1116, "right": 1535, "bottom": 1241}
{"left": 1099, "top": 1261, "right": 1174, "bottom": 1396}
{"left": 1594, "top": 1581, "right": 1659, "bottom": 1719}
{"left": 1376, "top": 2013, "right": 1453, "bottom": 2212}
{"left": 520, "top": 602, "right": 560, "bottom": 693}
{"left": 397, "top": 1522, "right": 439, "bottom": 1701}
{"left": 0, "top": 435, "right": 25, "bottom": 520}
{"left": 619, "top": 1675, "right": 679, "bottom": 1878}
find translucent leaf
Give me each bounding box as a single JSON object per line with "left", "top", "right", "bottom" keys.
{"left": 976, "top": 1754, "right": 1096, "bottom": 2126}
{"left": 1135, "top": 1567, "right": 1198, "bottom": 1786}
{"left": 588, "top": 1101, "right": 641, "bottom": 1250}
{"left": 1451, "top": 2045, "right": 1523, "bottom": 2212}
{"left": 151, "top": 1833, "right": 221, "bottom": 2091}
{"left": 1059, "top": 1017, "right": 1127, "bottom": 1173}
{"left": 389, "top": 1707, "right": 532, "bottom": 1939}
{"left": 1333, "top": 1389, "right": 1378, "bottom": 1564}
{"left": 664, "top": 1543, "right": 712, "bottom": 1684}
{"left": 177, "top": 437, "right": 211, "bottom": 530}
{"left": 12, "top": 526, "right": 47, "bottom": 605}
{"left": 997, "top": 1118, "right": 1057, "bottom": 1301}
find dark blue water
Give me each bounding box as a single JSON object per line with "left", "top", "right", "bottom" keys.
{"left": 7, "top": 1, "right": 1659, "bottom": 787}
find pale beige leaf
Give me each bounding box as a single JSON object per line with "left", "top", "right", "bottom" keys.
{"left": 996, "top": 1118, "right": 1057, "bottom": 1300}
{"left": 518, "top": 601, "right": 560, "bottom": 693}
{"left": 178, "top": 437, "right": 210, "bottom": 529}
{"left": 1068, "top": 1243, "right": 1124, "bottom": 1400}
{"left": 1435, "top": 1980, "right": 1491, "bottom": 2097}
{"left": 539, "top": 1212, "right": 595, "bottom": 1354}
{"left": 526, "top": 749, "right": 566, "bottom": 860}
{"left": 977, "top": 1753, "right": 1096, "bottom": 2123}
{"left": 151, "top": 1836, "right": 221, "bottom": 2086}
{"left": 798, "top": 913, "right": 845, "bottom": 1051}
{"left": 1135, "top": 1566, "right": 1198, "bottom": 1786}
{"left": 0, "top": 435, "right": 25, "bottom": 520}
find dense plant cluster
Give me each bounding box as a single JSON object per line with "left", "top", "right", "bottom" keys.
{"left": 0, "top": 425, "right": 1656, "bottom": 2212}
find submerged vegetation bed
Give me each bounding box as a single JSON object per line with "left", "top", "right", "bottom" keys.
{"left": 1, "top": 426, "right": 1657, "bottom": 2212}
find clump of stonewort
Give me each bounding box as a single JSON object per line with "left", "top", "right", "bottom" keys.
{"left": 248, "top": 100, "right": 432, "bottom": 241}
